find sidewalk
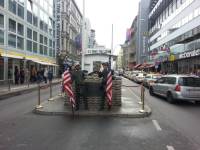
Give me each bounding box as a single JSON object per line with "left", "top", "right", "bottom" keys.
{"left": 34, "top": 78, "right": 152, "bottom": 118}
{"left": 0, "top": 79, "right": 61, "bottom": 100}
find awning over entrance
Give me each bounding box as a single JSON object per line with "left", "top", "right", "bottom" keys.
{"left": 134, "top": 64, "right": 142, "bottom": 69}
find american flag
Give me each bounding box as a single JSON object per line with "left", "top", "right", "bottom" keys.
{"left": 63, "top": 70, "right": 75, "bottom": 108}
{"left": 106, "top": 71, "right": 112, "bottom": 106}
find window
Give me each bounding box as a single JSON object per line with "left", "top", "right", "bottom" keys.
{"left": 40, "top": 44, "right": 43, "bottom": 54}
{"left": 179, "top": 77, "right": 200, "bottom": 87}
{"left": 33, "top": 4, "right": 38, "bottom": 15}
{"left": 26, "top": 40, "right": 32, "bottom": 51}
{"left": 0, "top": 14, "right": 4, "bottom": 28}
{"left": 27, "top": 11, "right": 32, "bottom": 24}
{"left": 44, "top": 46, "right": 47, "bottom": 55}
{"left": 17, "top": 36, "right": 24, "bottom": 49}
{"left": 40, "top": 20, "right": 43, "bottom": 30}
{"left": 33, "top": 15, "right": 38, "bottom": 27}
{"left": 18, "top": 0, "right": 25, "bottom": 5}
{"left": 33, "top": 42, "right": 37, "bottom": 53}
{"left": 0, "top": 30, "right": 4, "bottom": 44}
{"left": 49, "top": 39, "right": 52, "bottom": 47}
{"left": 40, "top": 34, "right": 43, "bottom": 43}
{"left": 9, "top": 19, "right": 16, "bottom": 33}
{"left": 17, "top": 23, "right": 24, "bottom": 36}
{"left": 9, "top": 0, "right": 16, "bottom": 14}
{"left": 18, "top": 4, "right": 24, "bottom": 19}
{"left": 8, "top": 34, "right": 16, "bottom": 47}
{"left": 33, "top": 31, "right": 37, "bottom": 41}
{"left": 44, "top": 37, "right": 47, "bottom": 45}
{"left": 49, "top": 48, "right": 52, "bottom": 56}
{"left": 27, "top": 28, "right": 32, "bottom": 39}
{"left": 166, "top": 77, "right": 176, "bottom": 84}
{"left": 0, "top": 0, "right": 4, "bottom": 7}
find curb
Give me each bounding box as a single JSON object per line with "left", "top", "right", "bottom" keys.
{"left": 0, "top": 81, "right": 61, "bottom": 100}
{"left": 33, "top": 105, "right": 152, "bottom": 118}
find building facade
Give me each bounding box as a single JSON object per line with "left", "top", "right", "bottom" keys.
{"left": 148, "top": 0, "right": 200, "bottom": 74}
{"left": 88, "top": 29, "right": 96, "bottom": 48}
{"left": 136, "top": 0, "right": 150, "bottom": 64}
{"left": 0, "top": 0, "right": 57, "bottom": 82}
{"left": 56, "top": 0, "right": 82, "bottom": 70}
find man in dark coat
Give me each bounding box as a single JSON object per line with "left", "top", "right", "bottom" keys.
{"left": 98, "top": 62, "right": 110, "bottom": 110}
{"left": 72, "top": 64, "right": 88, "bottom": 111}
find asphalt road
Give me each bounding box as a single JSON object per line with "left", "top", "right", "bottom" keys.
{"left": 0, "top": 78, "right": 200, "bottom": 150}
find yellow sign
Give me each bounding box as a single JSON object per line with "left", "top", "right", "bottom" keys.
{"left": 169, "top": 55, "right": 175, "bottom": 62}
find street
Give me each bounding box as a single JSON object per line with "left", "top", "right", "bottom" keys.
{"left": 0, "top": 78, "right": 200, "bottom": 150}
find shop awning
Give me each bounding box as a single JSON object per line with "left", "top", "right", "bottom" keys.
{"left": 26, "top": 58, "right": 58, "bottom": 66}
{"left": 0, "top": 53, "right": 24, "bottom": 59}
{"left": 134, "top": 64, "right": 142, "bottom": 69}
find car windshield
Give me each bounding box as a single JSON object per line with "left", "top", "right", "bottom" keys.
{"left": 178, "top": 77, "right": 200, "bottom": 87}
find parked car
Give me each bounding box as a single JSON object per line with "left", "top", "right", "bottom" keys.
{"left": 129, "top": 71, "right": 141, "bottom": 81}
{"left": 143, "top": 74, "right": 162, "bottom": 88}
{"left": 149, "top": 74, "right": 200, "bottom": 103}
{"left": 134, "top": 73, "right": 147, "bottom": 83}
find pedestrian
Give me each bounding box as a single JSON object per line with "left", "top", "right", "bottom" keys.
{"left": 72, "top": 63, "right": 88, "bottom": 111}
{"left": 98, "top": 62, "right": 110, "bottom": 111}
{"left": 48, "top": 69, "right": 53, "bottom": 82}
{"left": 14, "top": 66, "right": 19, "bottom": 85}
{"left": 44, "top": 68, "right": 48, "bottom": 83}
{"left": 20, "top": 68, "right": 25, "bottom": 84}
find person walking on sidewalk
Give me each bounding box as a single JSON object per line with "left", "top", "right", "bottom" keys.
{"left": 14, "top": 66, "right": 19, "bottom": 85}
{"left": 72, "top": 63, "right": 88, "bottom": 111}
{"left": 20, "top": 68, "right": 25, "bottom": 84}
{"left": 44, "top": 68, "right": 48, "bottom": 83}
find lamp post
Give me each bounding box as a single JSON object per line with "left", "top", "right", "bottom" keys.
{"left": 81, "top": 0, "right": 85, "bottom": 70}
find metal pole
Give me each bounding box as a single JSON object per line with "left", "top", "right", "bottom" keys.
{"left": 35, "top": 83, "right": 43, "bottom": 109}
{"left": 48, "top": 80, "right": 54, "bottom": 101}
{"left": 8, "top": 79, "right": 11, "bottom": 91}
{"left": 139, "top": 83, "right": 146, "bottom": 113}
{"left": 81, "top": 0, "right": 85, "bottom": 70}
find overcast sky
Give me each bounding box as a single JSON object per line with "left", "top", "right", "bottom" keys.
{"left": 75, "top": 0, "right": 140, "bottom": 54}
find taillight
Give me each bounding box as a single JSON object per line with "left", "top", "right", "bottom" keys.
{"left": 175, "top": 84, "right": 181, "bottom": 92}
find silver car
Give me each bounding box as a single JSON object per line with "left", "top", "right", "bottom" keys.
{"left": 149, "top": 75, "right": 200, "bottom": 103}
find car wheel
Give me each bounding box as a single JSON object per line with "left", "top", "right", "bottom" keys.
{"left": 149, "top": 87, "right": 154, "bottom": 96}
{"left": 167, "top": 92, "right": 175, "bottom": 103}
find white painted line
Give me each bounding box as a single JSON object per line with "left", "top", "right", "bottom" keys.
{"left": 166, "top": 145, "right": 175, "bottom": 150}
{"left": 127, "top": 87, "right": 141, "bottom": 101}
{"left": 152, "top": 120, "right": 162, "bottom": 131}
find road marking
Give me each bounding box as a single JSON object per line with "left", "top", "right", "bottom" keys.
{"left": 152, "top": 120, "right": 162, "bottom": 131}
{"left": 127, "top": 87, "right": 141, "bottom": 101}
{"left": 166, "top": 145, "right": 175, "bottom": 150}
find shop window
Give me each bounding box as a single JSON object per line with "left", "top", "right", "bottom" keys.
{"left": 40, "top": 34, "right": 43, "bottom": 44}
{"left": 17, "top": 36, "right": 24, "bottom": 50}
{"left": 9, "top": 19, "right": 16, "bottom": 33}
{"left": 17, "top": 23, "right": 24, "bottom": 36}
{"left": 44, "top": 37, "right": 47, "bottom": 45}
{"left": 33, "top": 31, "right": 37, "bottom": 41}
{"left": 39, "top": 44, "right": 43, "bottom": 54}
{"left": 9, "top": 0, "right": 16, "bottom": 14}
{"left": 27, "top": 11, "right": 32, "bottom": 24}
{"left": 0, "top": 30, "right": 4, "bottom": 44}
{"left": 18, "top": 4, "right": 24, "bottom": 19}
{"left": 33, "top": 42, "right": 37, "bottom": 53}
{"left": 8, "top": 33, "right": 16, "bottom": 47}
{"left": 26, "top": 40, "right": 32, "bottom": 51}
{"left": 0, "top": 0, "right": 4, "bottom": 7}
{"left": 0, "top": 14, "right": 4, "bottom": 28}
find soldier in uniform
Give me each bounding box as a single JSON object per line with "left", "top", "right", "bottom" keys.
{"left": 72, "top": 63, "right": 88, "bottom": 111}
{"left": 98, "top": 62, "right": 110, "bottom": 111}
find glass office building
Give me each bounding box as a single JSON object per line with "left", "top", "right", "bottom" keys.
{"left": 0, "top": 0, "right": 57, "bottom": 81}
{"left": 148, "top": 0, "right": 200, "bottom": 73}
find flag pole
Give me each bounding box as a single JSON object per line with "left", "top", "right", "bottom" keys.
{"left": 81, "top": 0, "right": 85, "bottom": 70}
{"left": 109, "top": 24, "right": 113, "bottom": 70}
